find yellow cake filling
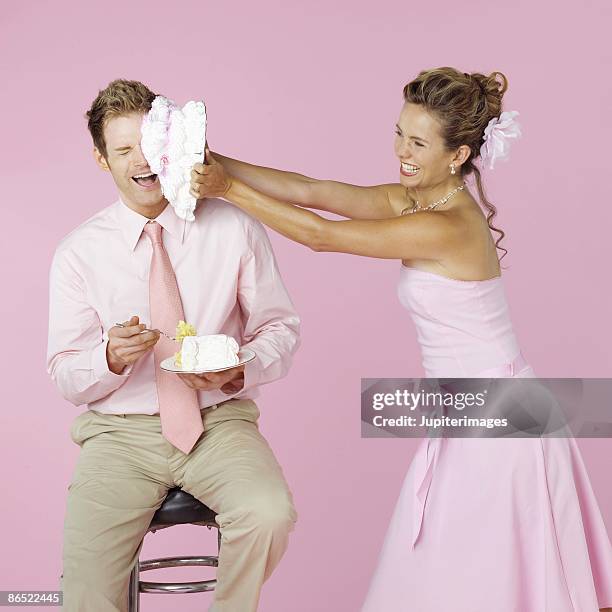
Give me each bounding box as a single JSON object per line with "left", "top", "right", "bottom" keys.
{"left": 174, "top": 320, "right": 197, "bottom": 367}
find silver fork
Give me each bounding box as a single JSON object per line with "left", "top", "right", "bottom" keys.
{"left": 114, "top": 322, "right": 177, "bottom": 341}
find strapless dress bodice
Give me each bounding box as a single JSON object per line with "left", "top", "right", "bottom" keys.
{"left": 397, "top": 265, "right": 525, "bottom": 377}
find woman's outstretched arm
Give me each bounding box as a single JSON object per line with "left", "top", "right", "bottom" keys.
{"left": 192, "top": 154, "right": 464, "bottom": 262}
{"left": 213, "top": 152, "right": 398, "bottom": 220}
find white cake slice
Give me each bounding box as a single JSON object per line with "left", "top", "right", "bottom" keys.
{"left": 180, "top": 334, "right": 240, "bottom": 371}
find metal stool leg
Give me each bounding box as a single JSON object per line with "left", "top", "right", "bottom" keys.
{"left": 127, "top": 559, "right": 140, "bottom": 612}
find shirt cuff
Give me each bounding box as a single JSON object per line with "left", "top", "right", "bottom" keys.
{"left": 92, "top": 339, "right": 134, "bottom": 382}
{"left": 218, "top": 353, "right": 262, "bottom": 400}
{"left": 240, "top": 354, "right": 262, "bottom": 394}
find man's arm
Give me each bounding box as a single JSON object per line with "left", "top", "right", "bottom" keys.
{"left": 176, "top": 217, "right": 300, "bottom": 396}
{"left": 236, "top": 219, "right": 301, "bottom": 394}
{"left": 46, "top": 248, "right": 138, "bottom": 406}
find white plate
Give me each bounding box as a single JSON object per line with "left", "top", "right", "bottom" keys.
{"left": 160, "top": 348, "right": 256, "bottom": 374}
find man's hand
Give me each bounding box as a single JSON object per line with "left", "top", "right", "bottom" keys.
{"left": 190, "top": 149, "right": 234, "bottom": 200}
{"left": 177, "top": 364, "right": 245, "bottom": 395}
{"left": 106, "top": 315, "right": 160, "bottom": 374}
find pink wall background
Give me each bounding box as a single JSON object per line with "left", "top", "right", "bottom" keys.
{"left": 1, "top": 1, "right": 611, "bottom": 610}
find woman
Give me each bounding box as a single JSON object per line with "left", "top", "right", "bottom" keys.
{"left": 190, "top": 67, "right": 612, "bottom": 611}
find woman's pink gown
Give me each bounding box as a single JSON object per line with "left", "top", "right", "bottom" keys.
{"left": 361, "top": 265, "right": 612, "bottom": 612}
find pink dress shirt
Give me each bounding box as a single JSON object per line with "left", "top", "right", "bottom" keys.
{"left": 47, "top": 197, "right": 300, "bottom": 414}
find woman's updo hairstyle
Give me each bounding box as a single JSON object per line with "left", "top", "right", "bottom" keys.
{"left": 403, "top": 67, "right": 509, "bottom": 260}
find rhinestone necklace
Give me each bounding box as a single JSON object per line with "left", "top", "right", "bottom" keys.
{"left": 401, "top": 181, "right": 467, "bottom": 215}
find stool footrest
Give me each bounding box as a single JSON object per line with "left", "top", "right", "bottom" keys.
{"left": 139, "top": 579, "right": 217, "bottom": 594}
{"left": 140, "top": 555, "right": 218, "bottom": 571}
{"left": 138, "top": 556, "right": 219, "bottom": 594}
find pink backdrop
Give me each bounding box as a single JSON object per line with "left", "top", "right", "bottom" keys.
{"left": 1, "top": 1, "right": 611, "bottom": 610}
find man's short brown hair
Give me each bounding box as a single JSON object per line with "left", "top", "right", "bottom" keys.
{"left": 85, "top": 79, "right": 157, "bottom": 158}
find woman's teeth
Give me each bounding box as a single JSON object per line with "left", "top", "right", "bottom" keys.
{"left": 401, "top": 162, "right": 420, "bottom": 174}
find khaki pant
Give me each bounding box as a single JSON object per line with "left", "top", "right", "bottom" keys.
{"left": 60, "top": 399, "right": 297, "bottom": 612}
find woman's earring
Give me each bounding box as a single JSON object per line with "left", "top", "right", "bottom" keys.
{"left": 450, "top": 164, "right": 456, "bottom": 175}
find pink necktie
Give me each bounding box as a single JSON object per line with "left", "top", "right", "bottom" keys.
{"left": 143, "top": 221, "right": 204, "bottom": 454}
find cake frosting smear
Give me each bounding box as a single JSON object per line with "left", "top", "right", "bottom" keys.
{"left": 140, "top": 96, "right": 207, "bottom": 221}
{"left": 173, "top": 321, "right": 240, "bottom": 371}
{"left": 181, "top": 335, "right": 240, "bottom": 371}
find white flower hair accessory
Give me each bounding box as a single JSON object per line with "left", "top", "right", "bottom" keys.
{"left": 479, "top": 110, "right": 521, "bottom": 170}
{"left": 141, "top": 96, "right": 207, "bottom": 221}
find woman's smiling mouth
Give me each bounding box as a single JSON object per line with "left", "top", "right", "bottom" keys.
{"left": 400, "top": 162, "right": 420, "bottom": 176}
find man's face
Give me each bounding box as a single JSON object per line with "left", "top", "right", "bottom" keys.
{"left": 94, "top": 112, "right": 166, "bottom": 217}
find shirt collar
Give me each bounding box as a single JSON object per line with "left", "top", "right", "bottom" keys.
{"left": 115, "top": 197, "right": 187, "bottom": 251}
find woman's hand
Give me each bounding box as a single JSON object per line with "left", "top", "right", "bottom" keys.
{"left": 190, "top": 149, "right": 234, "bottom": 200}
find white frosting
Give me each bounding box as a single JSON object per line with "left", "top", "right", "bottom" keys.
{"left": 180, "top": 335, "right": 240, "bottom": 371}
{"left": 141, "top": 96, "right": 207, "bottom": 221}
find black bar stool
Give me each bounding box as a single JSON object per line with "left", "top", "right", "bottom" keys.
{"left": 127, "top": 487, "right": 220, "bottom": 611}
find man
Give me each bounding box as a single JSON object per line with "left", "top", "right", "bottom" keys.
{"left": 47, "top": 78, "right": 300, "bottom": 611}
